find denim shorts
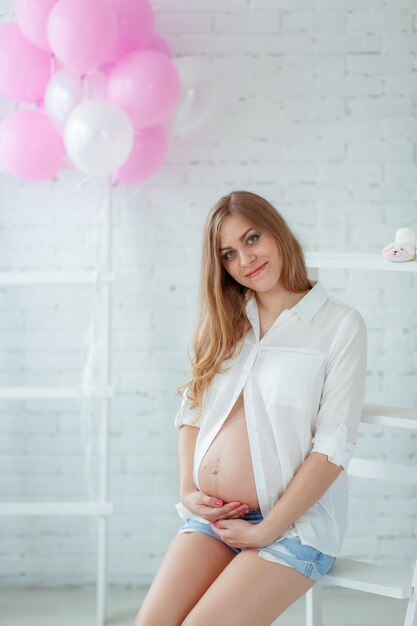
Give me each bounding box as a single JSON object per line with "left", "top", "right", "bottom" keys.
{"left": 176, "top": 507, "right": 336, "bottom": 583}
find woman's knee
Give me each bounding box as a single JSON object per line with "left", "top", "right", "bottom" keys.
{"left": 134, "top": 531, "right": 235, "bottom": 626}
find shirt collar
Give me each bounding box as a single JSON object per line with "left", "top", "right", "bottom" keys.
{"left": 245, "top": 279, "right": 328, "bottom": 323}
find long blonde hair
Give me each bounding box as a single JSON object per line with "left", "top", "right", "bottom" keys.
{"left": 176, "top": 190, "right": 312, "bottom": 425}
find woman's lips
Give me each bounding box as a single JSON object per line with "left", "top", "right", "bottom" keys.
{"left": 246, "top": 262, "right": 267, "bottom": 278}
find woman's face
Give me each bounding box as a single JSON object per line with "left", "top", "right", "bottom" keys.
{"left": 218, "top": 214, "right": 283, "bottom": 292}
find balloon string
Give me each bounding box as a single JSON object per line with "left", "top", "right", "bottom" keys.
{"left": 113, "top": 186, "right": 144, "bottom": 211}
{"left": 79, "top": 178, "right": 106, "bottom": 500}
{"left": 75, "top": 175, "right": 94, "bottom": 190}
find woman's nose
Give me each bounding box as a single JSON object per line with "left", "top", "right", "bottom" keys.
{"left": 241, "top": 252, "right": 255, "bottom": 267}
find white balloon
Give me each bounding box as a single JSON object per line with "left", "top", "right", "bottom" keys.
{"left": 169, "top": 57, "right": 216, "bottom": 137}
{"left": 45, "top": 68, "right": 84, "bottom": 128}
{"left": 45, "top": 68, "right": 110, "bottom": 129}
{"left": 63, "top": 100, "right": 134, "bottom": 176}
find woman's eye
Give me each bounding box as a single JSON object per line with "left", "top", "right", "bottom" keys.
{"left": 222, "top": 233, "right": 259, "bottom": 260}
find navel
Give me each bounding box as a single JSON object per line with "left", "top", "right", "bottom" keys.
{"left": 211, "top": 456, "right": 220, "bottom": 475}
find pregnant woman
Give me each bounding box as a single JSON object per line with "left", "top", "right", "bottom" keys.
{"left": 134, "top": 190, "right": 367, "bottom": 626}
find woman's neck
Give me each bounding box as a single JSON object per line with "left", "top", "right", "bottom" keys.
{"left": 255, "top": 286, "right": 310, "bottom": 315}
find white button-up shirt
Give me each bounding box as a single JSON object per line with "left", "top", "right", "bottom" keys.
{"left": 174, "top": 279, "right": 367, "bottom": 557}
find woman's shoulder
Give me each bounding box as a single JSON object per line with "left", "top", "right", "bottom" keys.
{"left": 315, "top": 298, "right": 367, "bottom": 350}
{"left": 322, "top": 294, "right": 365, "bottom": 325}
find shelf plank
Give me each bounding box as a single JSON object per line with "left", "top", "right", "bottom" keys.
{"left": 306, "top": 252, "right": 417, "bottom": 272}
{"left": 348, "top": 458, "right": 417, "bottom": 485}
{"left": 362, "top": 403, "right": 417, "bottom": 429}
{"left": 321, "top": 557, "right": 412, "bottom": 599}
{"left": 0, "top": 502, "right": 114, "bottom": 516}
{"left": 0, "top": 271, "right": 114, "bottom": 285}
{"left": 0, "top": 386, "right": 114, "bottom": 399}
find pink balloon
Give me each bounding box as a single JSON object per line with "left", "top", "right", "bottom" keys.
{"left": 0, "top": 23, "right": 52, "bottom": 102}
{"left": 97, "top": 61, "right": 115, "bottom": 77}
{"left": 147, "top": 34, "right": 173, "bottom": 58}
{"left": 0, "top": 109, "right": 65, "bottom": 180}
{"left": 47, "top": 0, "right": 118, "bottom": 73}
{"left": 115, "top": 125, "right": 167, "bottom": 184}
{"left": 108, "top": 50, "right": 181, "bottom": 130}
{"left": 106, "top": 0, "right": 155, "bottom": 64}
{"left": 16, "top": 0, "right": 57, "bottom": 51}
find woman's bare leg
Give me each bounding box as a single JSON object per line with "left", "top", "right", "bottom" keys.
{"left": 134, "top": 530, "right": 236, "bottom": 626}
{"left": 181, "top": 548, "right": 316, "bottom": 626}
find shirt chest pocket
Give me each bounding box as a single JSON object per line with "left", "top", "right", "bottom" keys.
{"left": 256, "top": 348, "right": 325, "bottom": 411}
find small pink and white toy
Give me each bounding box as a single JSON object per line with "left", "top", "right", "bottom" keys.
{"left": 381, "top": 227, "right": 416, "bottom": 262}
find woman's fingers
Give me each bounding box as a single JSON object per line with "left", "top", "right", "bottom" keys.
{"left": 216, "top": 503, "right": 249, "bottom": 520}
{"left": 199, "top": 493, "right": 251, "bottom": 521}
{"left": 227, "top": 504, "right": 249, "bottom": 518}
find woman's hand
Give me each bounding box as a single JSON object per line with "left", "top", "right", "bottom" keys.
{"left": 209, "top": 518, "right": 271, "bottom": 549}
{"left": 182, "top": 491, "right": 251, "bottom": 523}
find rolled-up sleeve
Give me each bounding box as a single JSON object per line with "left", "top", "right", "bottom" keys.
{"left": 311, "top": 308, "right": 367, "bottom": 471}
{"left": 174, "top": 385, "right": 202, "bottom": 429}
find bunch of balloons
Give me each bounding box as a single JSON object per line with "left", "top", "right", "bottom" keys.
{"left": 0, "top": 0, "right": 181, "bottom": 183}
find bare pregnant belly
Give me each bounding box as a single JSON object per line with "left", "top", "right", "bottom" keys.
{"left": 197, "top": 396, "right": 259, "bottom": 509}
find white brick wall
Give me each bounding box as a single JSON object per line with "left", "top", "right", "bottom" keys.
{"left": 0, "top": 0, "right": 416, "bottom": 586}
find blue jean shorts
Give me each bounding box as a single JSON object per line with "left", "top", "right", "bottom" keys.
{"left": 176, "top": 507, "right": 336, "bottom": 583}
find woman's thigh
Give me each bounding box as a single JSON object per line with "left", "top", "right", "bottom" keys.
{"left": 181, "top": 548, "right": 316, "bottom": 626}
{"left": 134, "top": 530, "right": 236, "bottom": 626}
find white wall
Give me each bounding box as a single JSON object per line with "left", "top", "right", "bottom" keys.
{"left": 0, "top": 0, "right": 416, "bottom": 586}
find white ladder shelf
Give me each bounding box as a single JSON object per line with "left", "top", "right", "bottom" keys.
{"left": 0, "top": 185, "right": 114, "bottom": 626}
{"left": 305, "top": 252, "right": 417, "bottom": 626}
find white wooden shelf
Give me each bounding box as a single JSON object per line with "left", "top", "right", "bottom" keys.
{"left": 362, "top": 403, "right": 417, "bottom": 430}
{"left": 348, "top": 458, "right": 417, "bottom": 485}
{"left": 322, "top": 557, "right": 412, "bottom": 599}
{"left": 305, "top": 253, "right": 417, "bottom": 626}
{"left": 306, "top": 251, "right": 417, "bottom": 272}
{"left": 0, "top": 502, "right": 114, "bottom": 516}
{"left": 0, "top": 181, "right": 114, "bottom": 626}
{"left": 0, "top": 271, "right": 114, "bottom": 285}
{"left": 0, "top": 386, "right": 114, "bottom": 399}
